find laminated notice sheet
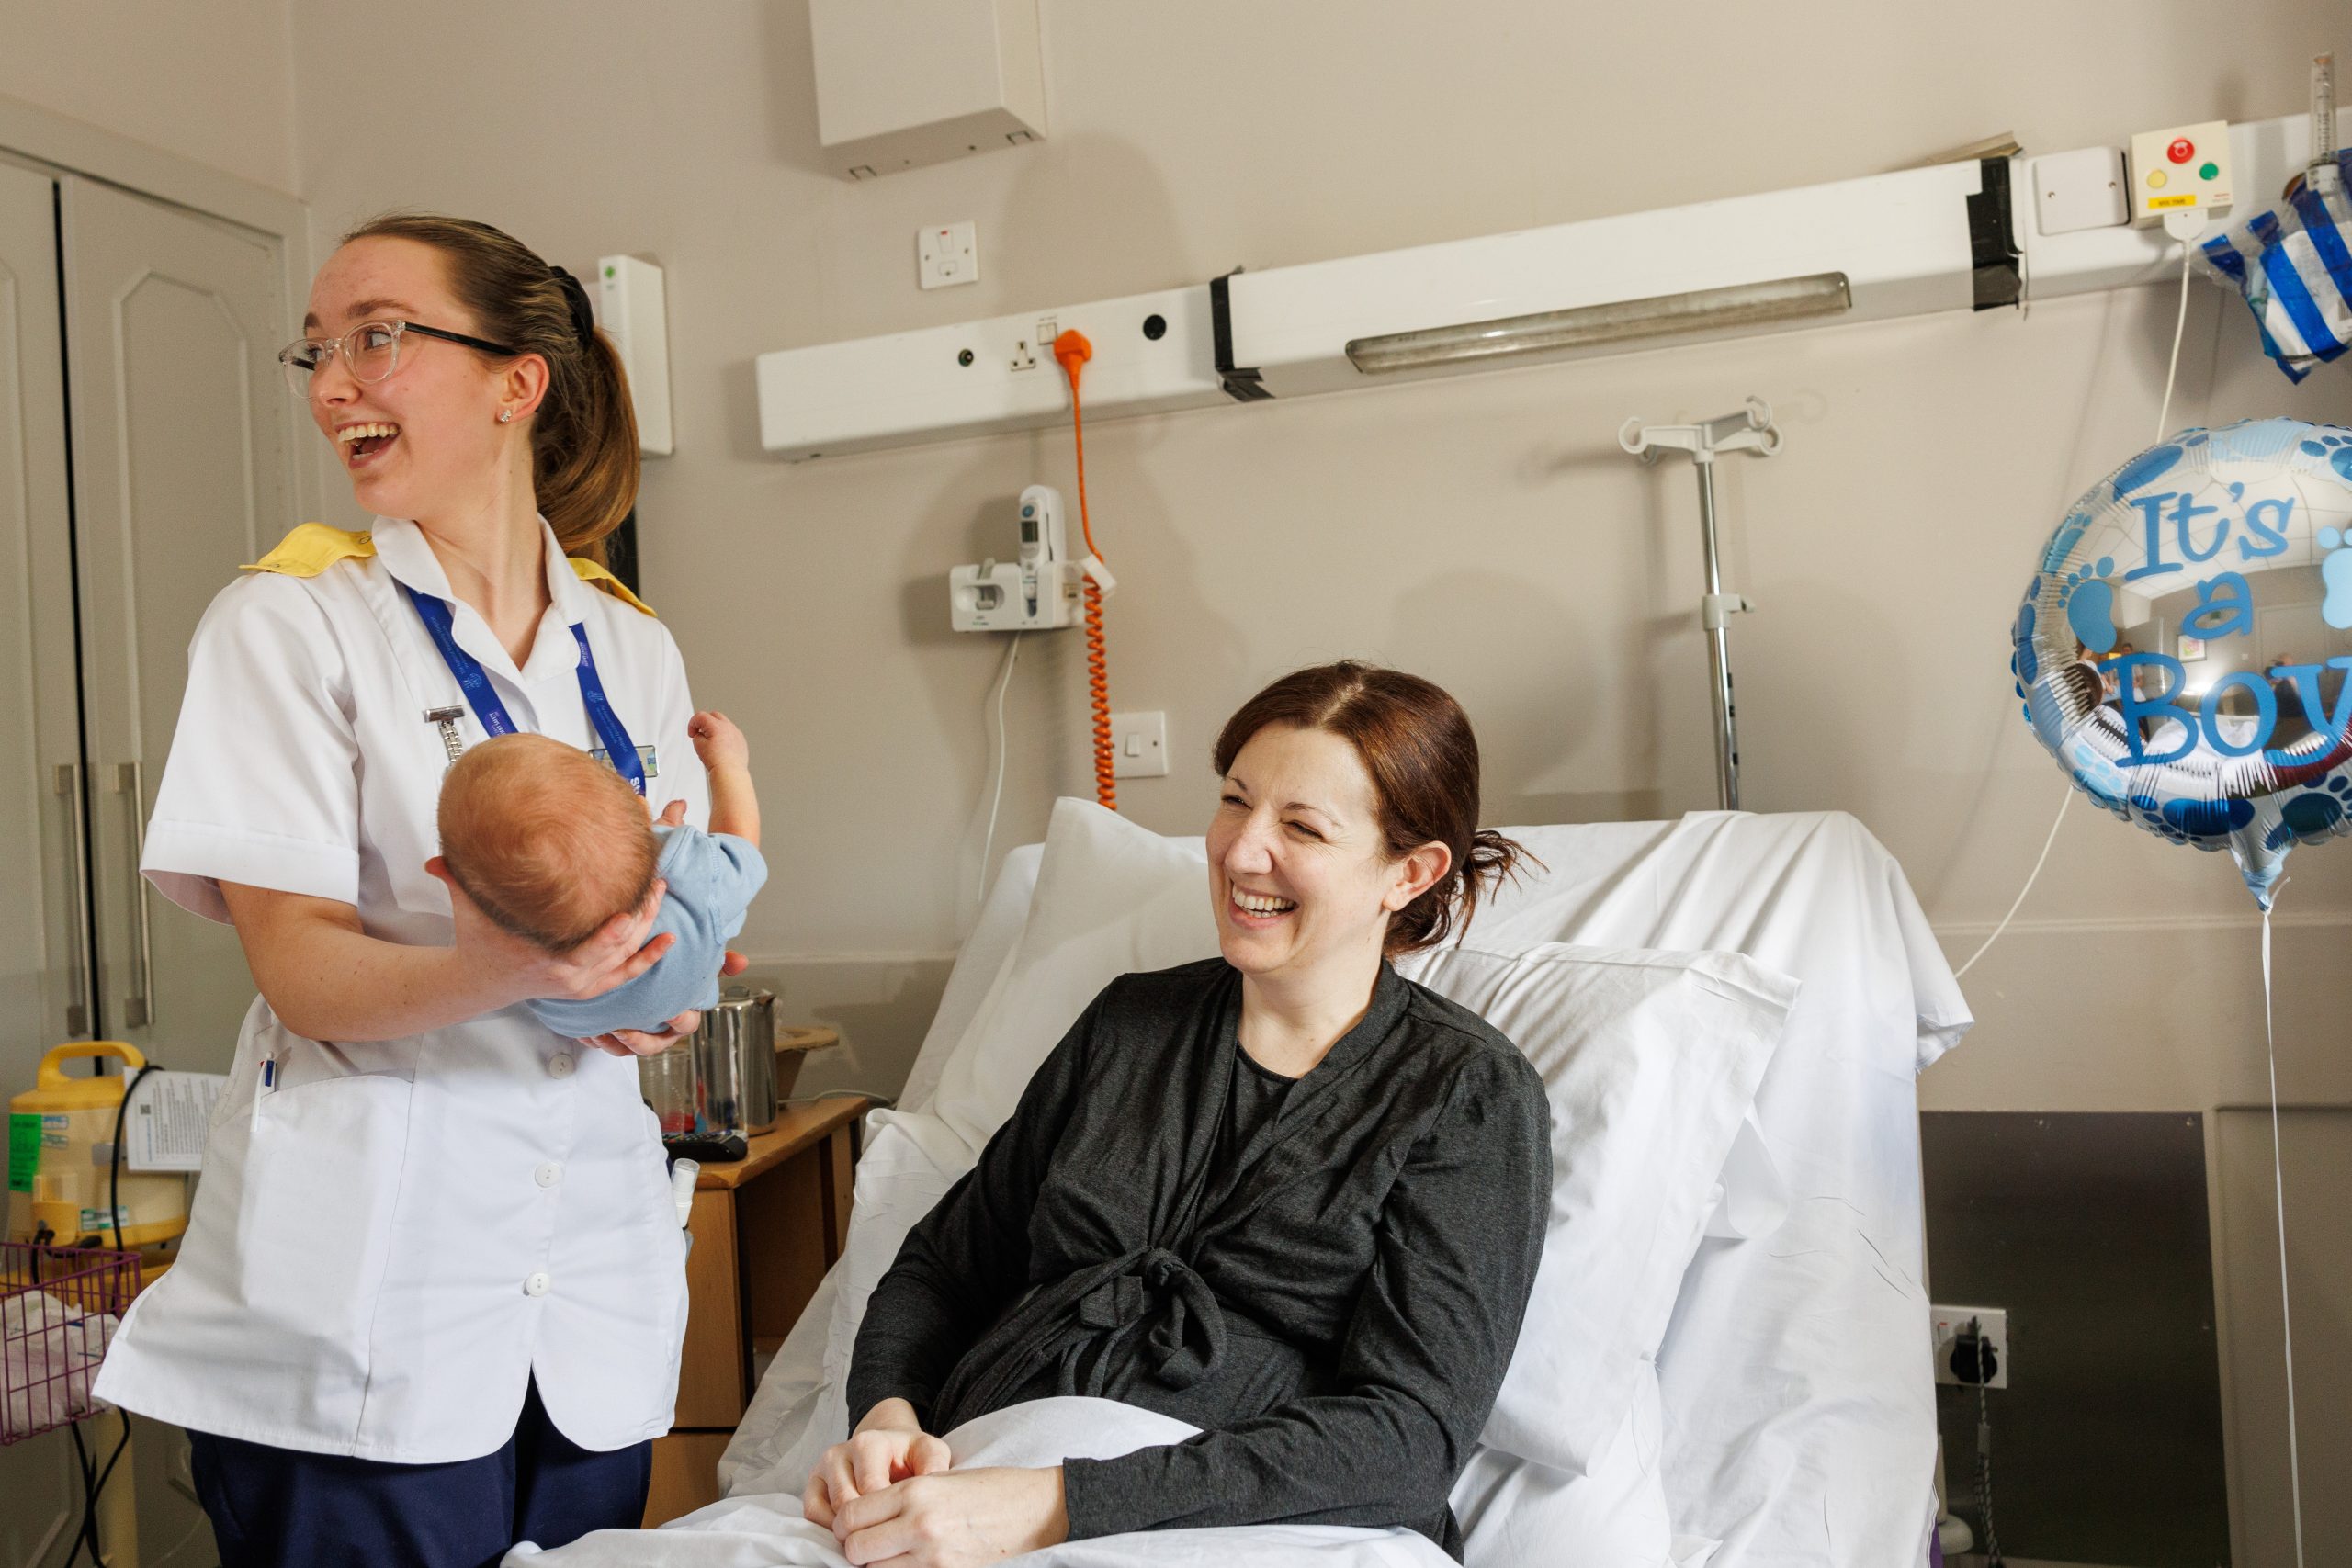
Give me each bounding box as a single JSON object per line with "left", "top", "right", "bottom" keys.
{"left": 123, "top": 1071, "right": 229, "bottom": 1172}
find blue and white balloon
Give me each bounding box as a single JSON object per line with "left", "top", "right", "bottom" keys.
{"left": 2013, "top": 417, "right": 2352, "bottom": 908}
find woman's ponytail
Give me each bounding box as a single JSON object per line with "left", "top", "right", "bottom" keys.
{"left": 533, "top": 319, "right": 639, "bottom": 565}
{"left": 1388, "top": 826, "right": 1535, "bottom": 954}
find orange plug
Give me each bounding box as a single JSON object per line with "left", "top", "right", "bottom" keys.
{"left": 1054, "top": 329, "right": 1092, "bottom": 387}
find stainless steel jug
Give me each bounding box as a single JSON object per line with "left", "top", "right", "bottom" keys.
{"left": 694, "top": 985, "right": 780, "bottom": 1137}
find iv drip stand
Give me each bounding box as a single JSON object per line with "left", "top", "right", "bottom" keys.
{"left": 1619, "top": 397, "right": 1781, "bottom": 811}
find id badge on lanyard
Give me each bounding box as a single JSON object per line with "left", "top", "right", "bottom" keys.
{"left": 402, "top": 584, "right": 648, "bottom": 795}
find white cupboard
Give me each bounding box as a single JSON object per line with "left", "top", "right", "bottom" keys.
{"left": 3, "top": 160, "right": 304, "bottom": 1128}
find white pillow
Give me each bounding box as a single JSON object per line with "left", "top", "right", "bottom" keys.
{"left": 1703, "top": 1110, "right": 1786, "bottom": 1241}
{"left": 902, "top": 843, "right": 1044, "bottom": 1115}
{"left": 1453, "top": 1363, "right": 1679, "bottom": 1568}
{"left": 819, "top": 1110, "right": 976, "bottom": 1393}
{"left": 930, "top": 797, "right": 1216, "bottom": 1155}
{"left": 1407, "top": 941, "right": 1795, "bottom": 1476}
{"left": 720, "top": 1108, "right": 973, "bottom": 1498}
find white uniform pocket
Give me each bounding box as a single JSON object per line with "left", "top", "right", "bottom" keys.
{"left": 238, "top": 1074, "right": 414, "bottom": 1357}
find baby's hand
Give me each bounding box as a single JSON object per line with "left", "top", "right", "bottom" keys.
{"left": 688, "top": 710, "right": 749, "bottom": 773}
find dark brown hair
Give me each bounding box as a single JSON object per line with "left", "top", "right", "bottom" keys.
{"left": 1212, "top": 661, "right": 1533, "bottom": 955}
{"left": 341, "top": 213, "right": 638, "bottom": 563}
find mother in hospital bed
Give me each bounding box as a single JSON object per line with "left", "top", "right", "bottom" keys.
{"left": 805, "top": 661, "right": 1552, "bottom": 1565}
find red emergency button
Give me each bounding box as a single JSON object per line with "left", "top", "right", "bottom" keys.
{"left": 2167, "top": 137, "right": 2195, "bottom": 164}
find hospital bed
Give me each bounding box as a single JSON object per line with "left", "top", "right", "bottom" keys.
{"left": 514, "top": 807, "right": 1970, "bottom": 1568}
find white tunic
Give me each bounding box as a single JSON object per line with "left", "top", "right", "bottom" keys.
{"left": 92, "top": 515, "right": 701, "bottom": 1461}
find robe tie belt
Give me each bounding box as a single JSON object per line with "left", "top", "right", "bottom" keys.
{"left": 932, "top": 1247, "right": 1231, "bottom": 1428}
{"left": 1073, "top": 1247, "right": 1226, "bottom": 1391}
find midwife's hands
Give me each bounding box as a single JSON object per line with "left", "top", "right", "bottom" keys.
{"left": 581, "top": 1015, "right": 695, "bottom": 1060}
{"left": 427, "top": 855, "right": 673, "bottom": 1052}
{"left": 831, "top": 1467, "right": 1069, "bottom": 1567}
{"left": 576, "top": 939, "right": 746, "bottom": 1058}
{"left": 572, "top": 800, "right": 747, "bottom": 1057}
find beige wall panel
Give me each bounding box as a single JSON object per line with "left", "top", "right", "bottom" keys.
{"left": 0, "top": 2, "right": 296, "bottom": 194}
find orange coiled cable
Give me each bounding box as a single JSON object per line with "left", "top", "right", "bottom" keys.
{"left": 1054, "top": 330, "right": 1114, "bottom": 811}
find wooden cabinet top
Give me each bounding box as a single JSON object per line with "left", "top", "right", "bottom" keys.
{"left": 694, "top": 1096, "right": 871, "bottom": 1190}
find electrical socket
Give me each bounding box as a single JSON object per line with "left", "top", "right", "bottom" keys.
{"left": 1012, "top": 320, "right": 1064, "bottom": 373}
{"left": 1931, "top": 1303, "right": 2008, "bottom": 1389}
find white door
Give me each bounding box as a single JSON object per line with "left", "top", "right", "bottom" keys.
{"left": 0, "top": 158, "right": 106, "bottom": 1568}
{"left": 61, "top": 175, "right": 299, "bottom": 1066}
{"left": 0, "top": 159, "right": 90, "bottom": 1082}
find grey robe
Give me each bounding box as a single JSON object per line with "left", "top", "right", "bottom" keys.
{"left": 848, "top": 957, "right": 1550, "bottom": 1556}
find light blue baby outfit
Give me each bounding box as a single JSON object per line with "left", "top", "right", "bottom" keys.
{"left": 529, "top": 824, "right": 767, "bottom": 1038}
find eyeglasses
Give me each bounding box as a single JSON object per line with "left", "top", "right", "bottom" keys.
{"left": 277, "top": 320, "right": 518, "bottom": 398}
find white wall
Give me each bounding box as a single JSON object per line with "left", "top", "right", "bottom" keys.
{"left": 0, "top": 0, "right": 295, "bottom": 193}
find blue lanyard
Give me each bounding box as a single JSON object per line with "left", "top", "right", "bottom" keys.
{"left": 403, "top": 584, "right": 647, "bottom": 795}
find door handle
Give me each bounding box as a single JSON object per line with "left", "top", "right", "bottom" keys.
{"left": 53, "top": 762, "right": 93, "bottom": 1037}
{"left": 113, "top": 761, "right": 154, "bottom": 1030}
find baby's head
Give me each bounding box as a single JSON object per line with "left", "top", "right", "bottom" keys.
{"left": 437, "top": 733, "right": 658, "bottom": 952}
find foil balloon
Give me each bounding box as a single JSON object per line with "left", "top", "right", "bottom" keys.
{"left": 2012, "top": 417, "right": 2352, "bottom": 908}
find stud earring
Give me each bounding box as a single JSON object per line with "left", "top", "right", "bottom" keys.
{"left": 499, "top": 409, "right": 514, "bottom": 423}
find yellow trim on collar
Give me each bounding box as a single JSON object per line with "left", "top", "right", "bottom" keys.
{"left": 240, "top": 523, "right": 375, "bottom": 578}
{"left": 570, "top": 557, "right": 658, "bottom": 617}
{"left": 240, "top": 524, "right": 655, "bottom": 617}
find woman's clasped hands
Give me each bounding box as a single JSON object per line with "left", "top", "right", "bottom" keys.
{"left": 803, "top": 1399, "right": 1068, "bottom": 1566}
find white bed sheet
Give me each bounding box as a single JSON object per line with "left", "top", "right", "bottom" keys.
{"left": 523, "top": 1399, "right": 1450, "bottom": 1567}
{"left": 726, "top": 811, "right": 1966, "bottom": 1568}
{"left": 1441, "top": 811, "right": 1971, "bottom": 1568}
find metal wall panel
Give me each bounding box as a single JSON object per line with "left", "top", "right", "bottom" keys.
{"left": 1922, "top": 1111, "right": 2229, "bottom": 1566}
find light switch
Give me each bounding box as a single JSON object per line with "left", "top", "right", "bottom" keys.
{"left": 918, "top": 221, "right": 978, "bottom": 289}
{"left": 1111, "top": 711, "right": 1169, "bottom": 778}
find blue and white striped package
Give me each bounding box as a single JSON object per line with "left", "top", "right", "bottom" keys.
{"left": 2197, "top": 147, "right": 2351, "bottom": 381}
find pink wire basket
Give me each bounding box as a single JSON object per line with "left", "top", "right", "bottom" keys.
{"left": 1, "top": 1239, "right": 138, "bottom": 1445}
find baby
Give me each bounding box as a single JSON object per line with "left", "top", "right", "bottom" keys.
{"left": 435, "top": 713, "right": 765, "bottom": 1038}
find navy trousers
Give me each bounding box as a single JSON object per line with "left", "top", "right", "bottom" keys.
{"left": 187, "top": 1381, "right": 652, "bottom": 1568}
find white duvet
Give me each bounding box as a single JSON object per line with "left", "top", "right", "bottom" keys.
{"left": 509, "top": 1397, "right": 1450, "bottom": 1568}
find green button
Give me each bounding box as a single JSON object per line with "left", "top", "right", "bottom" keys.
{"left": 2199, "top": 162, "right": 2218, "bottom": 180}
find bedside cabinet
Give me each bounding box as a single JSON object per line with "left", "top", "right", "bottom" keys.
{"left": 644, "top": 1092, "right": 869, "bottom": 1526}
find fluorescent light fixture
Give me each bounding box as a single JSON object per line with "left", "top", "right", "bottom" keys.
{"left": 1343, "top": 272, "right": 1855, "bottom": 376}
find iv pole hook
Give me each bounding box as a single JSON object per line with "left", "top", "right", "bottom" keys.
{"left": 1617, "top": 396, "right": 1781, "bottom": 810}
